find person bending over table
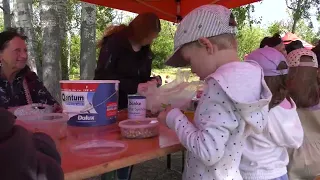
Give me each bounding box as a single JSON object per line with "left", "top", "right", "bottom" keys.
{"left": 94, "top": 12, "right": 161, "bottom": 110}
{"left": 0, "top": 29, "right": 61, "bottom": 112}
{"left": 94, "top": 12, "right": 161, "bottom": 180}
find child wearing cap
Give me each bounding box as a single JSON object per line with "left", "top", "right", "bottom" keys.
{"left": 157, "top": 5, "right": 272, "bottom": 180}
{"left": 240, "top": 47, "right": 303, "bottom": 180}
{"left": 285, "top": 48, "right": 320, "bottom": 179}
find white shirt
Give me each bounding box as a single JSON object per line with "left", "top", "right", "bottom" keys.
{"left": 166, "top": 61, "right": 272, "bottom": 180}
{"left": 240, "top": 99, "right": 304, "bottom": 180}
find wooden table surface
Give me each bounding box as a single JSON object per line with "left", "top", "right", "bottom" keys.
{"left": 60, "top": 111, "right": 185, "bottom": 180}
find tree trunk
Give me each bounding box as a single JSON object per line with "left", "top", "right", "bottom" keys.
{"left": 3, "top": 0, "right": 11, "bottom": 29}
{"left": 80, "top": 2, "right": 96, "bottom": 80}
{"left": 290, "top": 0, "right": 303, "bottom": 33}
{"left": 291, "top": 19, "right": 298, "bottom": 33}
{"left": 14, "top": 0, "right": 38, "bottom": 74}
{"left": 67, "top": 31, "right": 71, "bottom": 74}
{"left": 57, "top": 0, "right": 69, "bottom": 80}
{"left": 40, "top": 0, "right": 61, "bottom": 102}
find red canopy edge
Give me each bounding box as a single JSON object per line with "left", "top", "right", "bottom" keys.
{"left": 81, "top": 0, "right": 260, "bottom": 22}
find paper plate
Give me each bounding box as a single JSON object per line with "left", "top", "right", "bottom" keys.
{"left": 70, "top": 140, "right": 128, "bottom": 157}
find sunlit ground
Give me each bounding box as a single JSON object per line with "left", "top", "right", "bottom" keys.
{"left": 152, "top": 68, "right": 199, "bottom": 84}
{"left": 70, "top": 68, "right": 200, "bottom": 84}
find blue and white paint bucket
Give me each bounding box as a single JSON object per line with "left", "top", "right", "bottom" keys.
{"left": 60, "top": 80, "right": 119, "bottom": 127}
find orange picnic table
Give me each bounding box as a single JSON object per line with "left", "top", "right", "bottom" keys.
{"left": 60, "top": 111, "right": 186, "bottom": 180}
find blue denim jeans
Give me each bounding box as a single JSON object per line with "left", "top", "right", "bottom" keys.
{"left": 272, "top": 174, "right": 289, "bottom": 180}
{"left": 100, "top": 166, "right": 131, "bottom": 180}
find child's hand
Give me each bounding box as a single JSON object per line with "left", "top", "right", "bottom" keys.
{"left": 157, "top": 105, "right": 173, "bottom": 125}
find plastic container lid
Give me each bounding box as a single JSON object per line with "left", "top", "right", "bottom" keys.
{"left": 17, "top": 113, "right": 69, "bottom": 123}
{"left": 60, "top": 80, "right": 120, "bottom": 84}
{"left": 70, "top": 140, "right": 128, "bottom": 157}
{"left": 118, "top": 118, "right": 159, "bottom": 129}
{"left": 14, "top": 104, "right": 53, "bottom": 116}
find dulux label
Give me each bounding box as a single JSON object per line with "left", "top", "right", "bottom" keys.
{"left": 77, "top": 115, "right": 95, "bottom": 121}
{"left": 128, "top": 96, "right": 146, "bottom": 119}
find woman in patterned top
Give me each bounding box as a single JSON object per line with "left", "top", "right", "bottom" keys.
{"left": 0, "top": 29, "right": 61, "bottom": 112}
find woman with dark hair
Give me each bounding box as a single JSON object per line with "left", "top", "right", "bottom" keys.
{"left": 312, "top": 43, "right": 320, "bottom": 85}
{"left": 286, "top": 48, "right": 320, "bottom": 179}
{"left": 241, "top": 47, "right": 303, "bottom": 180}
{"left": 260, "top": 33, "right": 287, "bottom": 55}
{"left": 0, "top": 29, "right": 61, "bottom": 112}
{"left": 94, "top": 12, "right": 162, "bottom": 110}
{"left": 312, "top": 42, "right": 320, "bottom": 63}
{"left": 94, "top": 13, "right": 161, "bottom": 180}
{"left": 285, "top": 40, "right": 304, "bottom": 54}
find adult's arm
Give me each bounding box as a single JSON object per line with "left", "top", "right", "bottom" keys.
{"left": 139, "top": 47, "right": 153, "bottom": 83}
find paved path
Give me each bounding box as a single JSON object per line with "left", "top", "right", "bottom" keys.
{"left": 86, "top": 152, "right": 183, "bottom": 180}
{"left": 131, "top": 152, "right": 183, "bottom": 180}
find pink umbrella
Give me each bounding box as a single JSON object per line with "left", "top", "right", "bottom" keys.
{"left": 282, "top": 32, "right": 314, "bottom": 50}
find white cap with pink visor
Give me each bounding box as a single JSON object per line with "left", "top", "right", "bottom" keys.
{"left": 286, "top": 48, "right": 318, "bottom": 68}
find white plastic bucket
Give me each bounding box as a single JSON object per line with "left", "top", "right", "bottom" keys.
{"left": 60, "top": 80, "right": 119, "bottom": 127}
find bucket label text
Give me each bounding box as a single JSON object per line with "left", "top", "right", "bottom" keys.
{"left": 62, "top": 93, "right": 85, "bottom": 106}
{"left": 77, "top": 115, "right": 95, "bottom": 121}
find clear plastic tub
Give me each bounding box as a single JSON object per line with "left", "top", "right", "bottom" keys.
{"left": 13, "top": 104, "right": 53, "bottom": 117}
{"left": 16, "top": 113, "right": 69, "bottom": 140}
{"left": 118, "top": 118, "right": 159, "bottom": 139}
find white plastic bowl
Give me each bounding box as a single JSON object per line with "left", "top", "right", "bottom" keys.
{"left": 118, "top": 118, "right": 159, "bottom": 139}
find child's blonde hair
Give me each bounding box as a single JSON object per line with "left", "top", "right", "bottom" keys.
{"left": 186, "top": 33, "right": 237, "bottom": 50}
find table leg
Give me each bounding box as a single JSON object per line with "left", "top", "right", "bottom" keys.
{"left": 101, "top": 171, "right": 116, "bottom": 180}
{"left": 166, "top": 154, "right": 171, "bottom": 169}
{"left": 182, "top": 151, "right": 185, "bottom": 172}
{"left": 128, "top": 166, "right": 134, "bottom": 180}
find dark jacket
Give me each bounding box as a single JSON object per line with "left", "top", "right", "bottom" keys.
{"left": 94, "top": 30, "right": 153, "bottom": 109}
{"left": 0, "top": 66, "right": 57, "bottom": 108}
{"left": 0, "top": 108, "right": 64, "bottom": 180}
{"left": 312, "top": 45, "right": 320, "bottom": 65}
